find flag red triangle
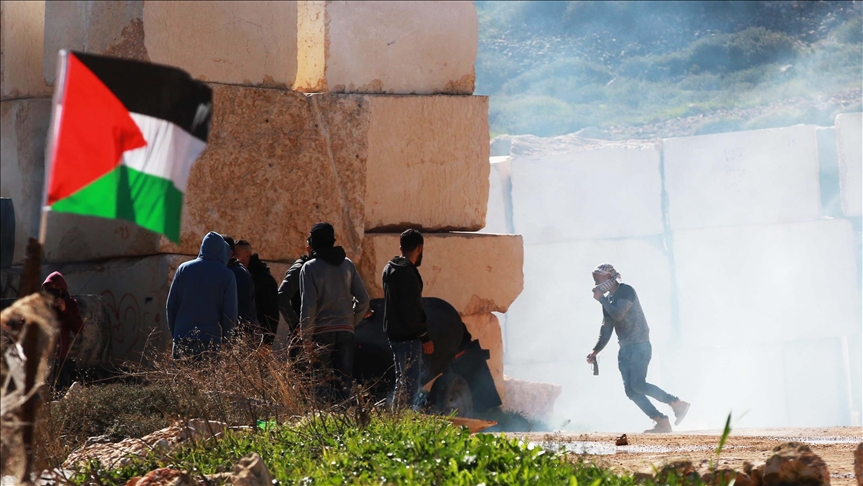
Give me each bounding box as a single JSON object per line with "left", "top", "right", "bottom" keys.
{"left": 47, "top": 53, "right": 147, "bottom": 206}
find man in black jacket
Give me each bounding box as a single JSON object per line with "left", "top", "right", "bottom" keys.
{"left": 382, "top": 229, "right": 434, "bottom": 410}
{"left": 236, "top": 240, "right": 280, "bottom": 345}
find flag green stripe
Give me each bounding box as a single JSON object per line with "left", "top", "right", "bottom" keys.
{"left": 51, "top": 165, "right": 183, "bottom": 242}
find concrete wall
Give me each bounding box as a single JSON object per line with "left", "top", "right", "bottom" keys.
{"left": 1, "top": 0, "right": 51, "bottom": 99}
{"left": 295, "top": 1, "right": 477, "bottom": 94}
{"left": 0, "top": 99, "right": 52, "bottom": 265}
{"left": 836, "top": 112, "right": 862, "bottom": 217}
{"left": 664, "top": 125, "right": 822, "bottom": 230}
{"left": 462, "top": 313, "right": 504, "bottom": 401}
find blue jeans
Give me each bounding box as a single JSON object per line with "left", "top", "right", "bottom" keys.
{"left": 312, "top": 331, "right": 355, "bottom": 403}
{"left": 390, "top": 339, "right": 423, "bottom": 410}
{"left": 618, "top": 342, "right": 677, "bottom": 420}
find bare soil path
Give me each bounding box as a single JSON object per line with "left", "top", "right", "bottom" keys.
{"left": 511, "top": 427, "right": 862, "bottom": 485}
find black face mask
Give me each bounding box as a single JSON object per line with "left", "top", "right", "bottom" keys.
{"left": 415, "top": 251, "right": 423, "bottom": 268}
{"left": 45, "top": 287, "right": 63, "bottom": 299}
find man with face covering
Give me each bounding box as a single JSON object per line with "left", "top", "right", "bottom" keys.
{"left": 42, "top": 271, "right": 84, "bottom": 390}
{"left": 166, "top": 232, "right": 238, "bottom": 359}
{"left": 586, "top": 264, "right": 690, "bottom": 433}
{"left": 382, "top": 229, "right": 434, "bottom": 410}
{"left": 299, "top": 222, "right": 369, "bottom": 402}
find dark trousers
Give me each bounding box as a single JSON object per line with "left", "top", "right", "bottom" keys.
{"left": 51, "top": 356, "right": 77, "bottom": 392}
{"left": 390, "top": 339, "right": 423, "bottom": 410}
{"left": 172, "top": 339, "right": 220, "bottom": 361}
{"left": 618, "top": 342, "right": 676, "bottom": 420}
{"left": 312, "top": 331, "right": 355, "bottom": 403}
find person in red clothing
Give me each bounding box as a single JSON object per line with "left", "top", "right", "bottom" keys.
{"left": 42, "top": 271, "right": 84, "bottom": 391}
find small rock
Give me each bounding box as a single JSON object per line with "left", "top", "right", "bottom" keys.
{"left": 763, "top": 442, "right": 830, "bottom": 486}
{"left": 656, "top": 459, "right": 694, "bottom": 482}
{"left": 136, "top": 468, "right": 195, "bottom": 486}
{"left": 124, "top": 478, "right": 141, "bottom": 486}
{"left": 702, "top": 469, "right": 754, "bottom": 486}
{"left": 63, "top": 381, "right": 83, "bottom": 400}
{"left": 615, "top": 434, "right": 628, "bottom": 446}
{"left": 84, "top": 435, "right": 115, "bottom": 446}
{"left": 230, "top": 453, "right": 273, "bottom": 486}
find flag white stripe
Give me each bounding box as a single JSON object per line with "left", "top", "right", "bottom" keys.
{"left": 122, "top": 113, "right": 206, "bottom": 192}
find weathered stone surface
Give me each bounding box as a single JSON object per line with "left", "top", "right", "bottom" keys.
{"left": 762, "top": 442, "right": 831, "bottom": 486}
{"left": 480, "top": 156, "right": 513, "bottom": 234}
{"left": 502, "top": 375, "right": 562, "bottom": 420}
{"left": 461, "top": 313, "right": 504, "bottom": 401}
{"left": 364, "top": 95, "right": 489, "bottom": 232}
{"left": 157, "top": 86, "right": 368, "bottom": 263}
{"left": 358, "top": 233, "right": 523, "bottom": 316}
{"left": 44, "top": 1, "right": 297, "bottom": 88}
{"left": 674, "top": 219, "right": 860, "bottom": 346}
{"left": 143, "top": 1, "right": 298, "bottom": 88}
{"left": 0, "top": 98, "right": 51, "bottom": 265}
{"left": 295, "top": 1, "right": 477, "bottom": 94}
{"left": 836, "top": 112, "right": 862, "bottom": 217}
{"left": 44, "top": 1, "right": 148, "bottom": 86}
{"left": 664, "top": 125, "right": 822, "bottom": 230}
{"left": 226, "top": 453, "right": 274, "bottom": 486}
{"left": 510, "top": 137, "right": 663, "bottom": 243}
{"left": 1, "top": 0, "right": 52, "bottom": 99}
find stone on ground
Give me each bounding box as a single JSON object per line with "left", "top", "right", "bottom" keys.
{"left": 501, "top": 376, "right": 562, "bottom": 421}
{"left": 761, "top": 442, "right": 831, "bottom": 486}
{"left": 295, "top": 1, "right": 477, "bottom": 94}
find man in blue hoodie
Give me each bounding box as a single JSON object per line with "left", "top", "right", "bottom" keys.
{"left": 166, "top": 232, "right": 238, "bottom": 359}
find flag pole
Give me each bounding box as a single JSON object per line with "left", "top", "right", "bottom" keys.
{"left": 38, "top": 50, "right": 68, "bottom": 247}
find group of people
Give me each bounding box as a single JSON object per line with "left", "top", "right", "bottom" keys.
{"left": 41, "top": 222, "right": 691, "bottom": 430}
{"left": 166, "top": 223, "right": 433, "bottom": 407}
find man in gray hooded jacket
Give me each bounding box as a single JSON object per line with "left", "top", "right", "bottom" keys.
{"left": 299, "top": 222, "right": 369, "bottom": 401}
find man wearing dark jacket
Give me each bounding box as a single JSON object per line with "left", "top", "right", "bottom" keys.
{"left": 382, "top": 229, "right": 435, "bottom": 410}
{"left": 586, "top": 264, "right": 690, "bottom": 433}
{"left": 235, "top": 240, "right": 280, "bottom": 345}
{"left": 299, "top": 222, "right": 369, "bottom": 402}
{"left": 167, "top": 232, "right": 238, "bottom": 359}
{"left": 42, "top": 271, "right": 84, "bottom": 390}
{"left": 278, "top": 251, "right": 311, "bottom": 334}
{"left": 223, "top": 236, "right": 258, "bottom": 336}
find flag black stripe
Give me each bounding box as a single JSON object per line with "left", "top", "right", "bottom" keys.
{"left": 71, "top": 51, "right": 212, "bottom": 142}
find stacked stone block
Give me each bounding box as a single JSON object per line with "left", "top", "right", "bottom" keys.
{"left": 0, "top": 1, "right": 521, "bottom": 402}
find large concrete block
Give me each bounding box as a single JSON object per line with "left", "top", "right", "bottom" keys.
{"left": 836, "top": 112, "right": 862, "bottom": 217}
{"left": 664, "top": 125, "right": 822, "bottom": 230}
{"left": 504, "top": 237, "right": 673, "bottom": 365}
{"left": 510, "top": 139, "right": 664, "bottom": 244}
{"left": 462, "top": 313, "right": 504, "bottom": 401}
{"left": 673, "top": 219, "right": 861, "bottom": 347}
{"left": 480, "top": 156, "right": 513, "bottom": 234}
{"left": 44, "top": 1, "right": 298, "bottom": 88}
{"left": 143, "top": 1, "right": 298, "bottom": 88}
{"left": 0, "top": 98, "right": 51, "bottom": 265}
{"left": 358, "top": 233, "right": 524, "bottom": 316}
{"left": 295, "top": 1, "right": 477, "bottom": 94}
{"left": 1, "top": 1, "right": 51, "bottom": 99}
{"left": 364, "top": 95, "right": 489, "bottom": 232}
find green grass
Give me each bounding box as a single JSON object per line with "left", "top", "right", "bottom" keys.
{"left": 67, "top": 413, "right": 682, "bottom": 485}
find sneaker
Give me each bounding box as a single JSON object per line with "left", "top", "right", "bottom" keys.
{"left": 670, "top": 399, "right": 691, "bottom": 426}
{"left": 644, "top": 416, "right": 672, "bottom": 433}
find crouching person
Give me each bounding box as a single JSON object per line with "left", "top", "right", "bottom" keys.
{"left": 42, "top": 271, "right": 84, "bottom": 391}
{"left": 299, "top": 223, "right": 369, "bottom": 403}
{"left": 166, "top": 232, "right": 238, "bottom": 360}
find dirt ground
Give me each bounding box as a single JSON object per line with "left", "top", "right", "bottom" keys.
{"left": 512, "top": 427, "right": 862, "bottom": 485}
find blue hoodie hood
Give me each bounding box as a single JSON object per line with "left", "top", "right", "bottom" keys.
{"left": 199, "top": 231, "right": 230, "bottom": 264}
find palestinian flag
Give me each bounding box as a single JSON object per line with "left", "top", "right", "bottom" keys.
{"left": 45, "top": 51, "right": 212, "bottom": 243}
